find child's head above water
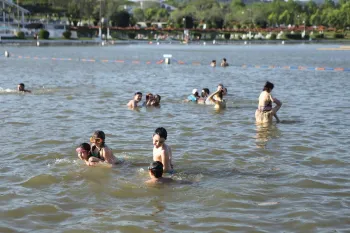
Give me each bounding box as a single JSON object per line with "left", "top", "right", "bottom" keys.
{"left": 90, "top": 130, "right": 106, "bottom": 146}
{"left": 148, "top": 161, "right": 164, "bottom": 178}
{"left": 76, "top": 143, "right": 91, "bottom": 160}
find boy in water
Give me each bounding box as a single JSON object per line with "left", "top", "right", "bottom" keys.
{"left": 152, "top": 127, "right": 173, "bottom": 173}
{"left": 145, "top": 161, "right": 174, "bottom": 184}
{"left": 127, "top": 92, "right": 142, "bottom": 109}
{"left": 17, "top": 83, "right": 31, "bottom": 93}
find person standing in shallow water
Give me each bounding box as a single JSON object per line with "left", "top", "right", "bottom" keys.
{"left": 152, "top": 127, "right": 173, "bottom": 173}
{"left": 255, "top": 81, "right": 282, "bottom": 124}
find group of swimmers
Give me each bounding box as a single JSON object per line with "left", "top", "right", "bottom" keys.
{"left": 76, "top": 127, "right": 174, "bottom": 184}
{"left": 17, "top": 80, "right": 282, "bottom": 124}
{"left": 211, "top": 58, "right": 229, "bottom": 67}
{"left": 186, "top": 81, "right": 282, "bottom": 123}
{"left": 17, "top": 79, "right": 282, "bottom": 184}
{"left": 186, "top": 83, "right": 228, "bottom": 109}
{"left": 127, "top": 92, "right": 161, "bottom": 109}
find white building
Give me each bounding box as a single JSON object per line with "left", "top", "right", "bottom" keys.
{"left": 128, "top": 0, "right": 176, "bottom": 10}
{"left": 1, "top": 0, "right": 30, "bottom": 37}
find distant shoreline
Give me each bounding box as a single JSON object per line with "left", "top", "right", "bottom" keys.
{"left": 1, "top": 39, "right": 350, "bottom": 47}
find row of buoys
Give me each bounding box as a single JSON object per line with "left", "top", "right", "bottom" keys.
{"left": 4, "top": 51, "right": 349, "bottom": 72}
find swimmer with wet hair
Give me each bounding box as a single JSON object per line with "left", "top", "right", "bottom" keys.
{"left": 89, "top": 130, "right": 118, "bottom": 165}
{"left": 17, "top": 83, "right": 31, "bottom": 93}
{"left": 151, "top": 94, "right": 161, "bottom": 107}
{"left": 127, "top": 92, "right": 143, "bottom": 109}
{"left": 145, "top": 161, "right": 174, "bottom": 184}
{"left": 207, "top": 86, "right": 226, "bottom": 109}
{"left": 152, "top": 127, "right": 174, "bottom": 173}
{"left": 210, "top": 60, "right": 216, "bottom": 67}
{"left": 198, "top": 88, "right": 210, "bottom": 104}
{"left": 76, "top": 143, "right": 99, "bottom": 166}
{"left": 220, "top": 58, "right": 229, "bottom": 67}
{"left": 143, "top": 93, "right": 154, "bottom": 107}
{"left": 255, "top": 81, "right": 282, "bottom": 123}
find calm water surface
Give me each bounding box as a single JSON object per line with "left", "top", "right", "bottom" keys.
{"left": 1, "top": 44, "right": 350, "bottom": 232}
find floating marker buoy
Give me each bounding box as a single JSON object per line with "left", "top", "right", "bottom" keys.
{"left": 157, "top": 42, "right": 160, "bottom": 45}
{"left": 213, "top": 40, "right": 216, "bottom": 45}
{"left": 244, "top": 41, "right": 247, "bottom": 45}
{"left": 4, "top": 50, "right": 9, "bottom": 57}
{"left": 163, "top": 54, "right": 172, "bottom": 65}
{"left": 101, "top": 41, "right": 105, "bottom": 46}
{"left": 36, "top": 41, "right": 40, "bottom": 47}
{"left": 282, "top": 41, "right": 285, "bottom": 45}
{"left": 203, "top": 42, "right": 206, "bottom": 46}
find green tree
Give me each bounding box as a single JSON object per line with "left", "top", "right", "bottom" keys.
{"left": 144, "top": 8, "right": 157, "bottom": 21}
{"left": 110, "top": 10, "right": 130, "bottom": 27}
{"left": 133, "top": 8, "right": 145, "bottom": 22}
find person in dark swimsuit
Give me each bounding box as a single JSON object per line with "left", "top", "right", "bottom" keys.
{"left": 89, "top": 130, "right": 118, "bottom": 165}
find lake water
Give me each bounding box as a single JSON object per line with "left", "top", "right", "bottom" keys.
{"left": 1, "top": 44, "right": 350, "bottom": 232}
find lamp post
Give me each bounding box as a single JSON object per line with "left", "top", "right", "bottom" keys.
{"left": 17, "top": 0, "right": 20, "bottom": 29}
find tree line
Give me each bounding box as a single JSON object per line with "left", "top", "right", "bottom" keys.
{"left": 9, "top": 0, "right": 350, "bottom": 29}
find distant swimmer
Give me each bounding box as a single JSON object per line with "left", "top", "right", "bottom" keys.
{"left": 145, "top": 161, "right": 174, "bottom": 184}
{"left": 151, "top": 94, "right": 161, "bottom": 107}
{"left": 143, "top": 93, "right": 154, "bottom": 107}
{"left": 210, "top": 60, "right": 216, "bottom": 67}
{"left": 89, "top": 130, "right": 118, "bottom": 165}
{"left": 198, "top": 88, "right": 210, "bottom": 104}
{"left": 220, "top": 58, "right": 229, "bottom": 67}
{"left": 255, "top": 81, "right": 282, "bottom": 124}
{"left": 17, "top": 83, "right": 31, "bottom": 93}
{"left": 127, "top": 92, "right": 142, "bottom": 109}
{"left": 207, "top": 84, "right": 227, "bottom": 105}
{"left": 207, "top": 87, "right": 226, "bottom": 109}
{"left": 186, "top": 89, "right": 200, "bottom": 102}
{"left": 153, "top": 127, "right": 173, "bottom": 174}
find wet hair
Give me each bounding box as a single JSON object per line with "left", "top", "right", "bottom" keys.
{"left": 92, "top": 130, "right": 106, "bottom": 148}
{"left": 135, "top": 92, "right": 142, "bottom": 96}
{"left": 80, "top": 143, "right": 91, "bottom": 151}
{"left": 223, "top": 58, "right": 226, "bottom": 62}
{"left": 93, "top": 130, "right": 105, "bottom": 140}
{"left": 154, "top": 94, "right": 161, "bottom": 101}
{"left": 19, "top": 83, "right": 25, "bottom": 87}
{"left": 78, "top": 143, "right": 91, "bottom": 160}
{"left": 263, "top": 81, "right": 274, "bottom": 91}
{"left": 149, "top": 161, "right": 163, "bottom": 178}
{"left": 218, "top": 90, "right": 223, "bottom": 100}
{"left": 154, "top": 127, "right": 167, "bottom": 140}
{"left": 146, "top": 93, "right": 153, "bottom": 101}
{"left": 212, "top": 60, "right": 216, "bottom": 63}
{"left": 201, "top": 88, "right": 210, "bottom": 97}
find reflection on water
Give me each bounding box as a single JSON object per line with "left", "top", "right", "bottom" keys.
{"left": 255, "top": 123, "right": 281, "bottom": 149}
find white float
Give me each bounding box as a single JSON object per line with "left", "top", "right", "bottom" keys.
{"left": 163, "top": 54, "right": 172, "bottom": 64}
